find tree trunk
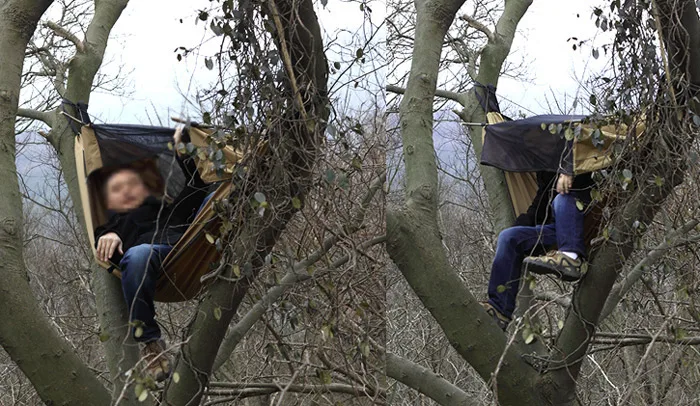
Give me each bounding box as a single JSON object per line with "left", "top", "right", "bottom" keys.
{"left": 385, "top": 0, "right": 542, "bottom": 404}
{"left": 0, "top": 1, "right": 111, "bottom": 404}
{"left": 163, "top": 0, "right": 329, "bottom": 403}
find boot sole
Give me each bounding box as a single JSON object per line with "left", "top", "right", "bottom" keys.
{"left": 523, "top": 260, "right": 581, "bottom": 282}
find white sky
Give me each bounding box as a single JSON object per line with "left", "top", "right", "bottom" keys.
{"left": 497, "top": 0, "right": 613, "bottom": 115}
{"left": 88, "top": 0, "right": 384, "bottom": 126}
{"left": 76, "top": 0, "right": 608, "bottom": 124}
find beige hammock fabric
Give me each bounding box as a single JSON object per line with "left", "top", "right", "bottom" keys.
{"left": 75, "top": 125, "right": 242, "bottom": 302}
{"left": 481, "top": 112, "right": 643, "bottom": 250}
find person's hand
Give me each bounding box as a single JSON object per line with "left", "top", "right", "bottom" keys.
{"left": 556, "top": 173, "right": 573, "bottom": 195}
{"left": 97, "top": 232, "right": 123, "bottom": 262}
{"left": 173, "top": 125, "right": 185, "bottom": 155}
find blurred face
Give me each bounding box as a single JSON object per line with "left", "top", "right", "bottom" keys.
{"left": 105, "top": 169, "right": 150, "bottom": 212}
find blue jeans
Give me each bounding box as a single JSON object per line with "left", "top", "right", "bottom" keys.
{"left": 487, "top": 194, "right": 585, "bottom": 319}
{"left": 119, "top": 191, "right": 215, "bottom": 342}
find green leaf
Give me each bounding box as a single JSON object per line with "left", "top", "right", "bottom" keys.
{"left": 321, "top": 324, "right": 333, "bottom": 340}
{"left": 173, "top": 372, "right": 180, "bottom": 383}
{"left": 654, "top": 176, "right": 664, "bottom": 187}
{"left": 360, "top": 341, "right": 370, "bottom": 357}
{"left": 564, "top": 127, "right": 575, "bottom": 141}
{"left": 232, "top": 264, "right": 241, "bottom": 277}
{"left": 134, "top": 326, "right": 143, "bottom": 338}
{"left": 213, "top": 307, "right": 222, "bottom": 321}
{"left": 198, "top": 10, "right": 209, "bottom": 20}
{"left": 355, "top": 48, "right": 363, "bottom": 59}
{"left": 557, "top": 320, "right": 564, "bottom": 330}
{"left": 525, "top": 333, "right": 535, "bottom": 345}
{"left": 135, "top": 383, "right": 146, "bottom": 402}
{"left": 333, "top": 61, "right": 341, "bottom": 70}
{"left": 254, "top": 192, "right": 266, "bottom": 203}
{"left": 292, "top": 197, "right": 302, "bottom": 209}
{"left": 540, "top": 123, "right": 547, "bottom": 131}
{"left": 529, "top": 277, "right": 536, "bottom": 290}
{"left": 590, "top": 94, "right": 597, "bottom": 106}
{"left": 318, "top": 369, "right": 332, "bottom": 385}
{"left": 496, "top": 285, "right": 507, "bottom": 293}
{"left": 675, "top": 328, "right": 688, "bottom": 340}
{"left": 205, "top": 233, "right": 215, "bottom": 244}
{"left": 622, "top": 168, "right": 633, "bottom": 180}
{"left": 576, "top": 200, "right": 584, "bottom": 211}
{"left": 99, "top": 332, "right": 110, "bottom": 342}
{"left": 205, "top": 58, "right": 214, "bottom": 70}
{"left": 592, "top": 48, "right": 600, "bottom": 59}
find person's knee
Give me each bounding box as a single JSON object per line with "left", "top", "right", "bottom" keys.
{"left": 497, "top": 227, "right": 520, "bottom": 248}
{"left": 120, "top": 245, "right": 157, "bottom": 282}
{"left": 553, "top": 193, "right": 575, "bottom": 209}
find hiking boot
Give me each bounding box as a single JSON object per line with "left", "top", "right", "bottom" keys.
{"left": 140, "top": 339, "right": 171, "bottom": 382}
{"left": 480, "top": 302, "right": 511, "bottom": 331}
{"left": 523, "top": 251, "right": 586, "bottom": 282}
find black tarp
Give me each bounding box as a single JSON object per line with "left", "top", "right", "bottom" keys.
{"left": 480, "top": 114, "right": 587, "bottom": 174}
{"left": 92, "top": 123, "right": 176, "bottom": 168}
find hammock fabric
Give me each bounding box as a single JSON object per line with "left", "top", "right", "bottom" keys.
{"left": 474, "top": 85, "right": 644, "bottom": 249}
{"left": 70, "top": 105, "right": 247, "bottom": 302}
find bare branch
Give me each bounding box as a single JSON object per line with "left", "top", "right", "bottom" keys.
{"left": 387, "top": 353, "right": 477, "bottom": 406}
{"left": 600, "top": 219, "right": 700, "bottom": 321}
{"left": 203, "top": 382, "right": 381, "bottom": 404}
{"left": 459, "top": 14, "right": 495, "bottom": 43}
{"left": 16, "top": 108, "right": 54, "bottom": 127}
{"left": 212, "top": 172, "right": 386, "bottom": 371}
{"left": 386, "top": 84, "right": 468, "bottom": 107}
{"left": 45, "top": 21, "right": 85, "bottom": 53}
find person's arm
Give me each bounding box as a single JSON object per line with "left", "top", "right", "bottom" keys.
{"left": 94, "top": 212, "right": 124, "bottom": 262}
{"left": 170, "top": 127, "right": 210, "bottom": 222}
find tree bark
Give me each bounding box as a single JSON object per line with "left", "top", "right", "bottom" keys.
{"left": 163, "top": 0, "right": 329, "bottom": 403}
{"left": 457, "top": 0, "right": 533, "bottom": 233}
{"left": 536, "top": 3, "right": 700, "bottom": 403}
{"left": 0, "top": 1, "right": 111, "bottom": 404}
{"left": 385, "top": 0, "right": 542, "bottom": 404}
{"left": 386, "top": 353, "right": 475, "bottom": 406}
{"left": 40, "top": 0, "right": 138, "bottom": 401}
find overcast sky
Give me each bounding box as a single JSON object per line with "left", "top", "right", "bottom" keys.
{"left": 88, "top": 0, "right": 385, "bottom": 126}
{"left": 86, "top": 0, "right": 609, "bottom": 127}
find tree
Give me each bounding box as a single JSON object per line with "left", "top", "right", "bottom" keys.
{"left": 5, "top": 0, "right": 387, "bottom": 404}
{"left": 0, "top": 0, "right": 112, "bottom": 404}
{"left": 386, "top": 0, "right": 700, "bottom": 404}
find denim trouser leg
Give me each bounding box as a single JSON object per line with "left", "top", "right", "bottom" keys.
{"left": 487, "top": 193, "right": 586, "bottom": 318}
{"left": 552, "top": 193, "right": 586, "bottom": 257}
{"left": 487, "top": 226, "right": 557, "bottom": 318}
{"left": 119, "top": 244, "right": 173, "bottom": 342}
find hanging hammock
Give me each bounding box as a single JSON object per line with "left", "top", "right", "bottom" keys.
{"left": 67, "top": 103, "right": 251, "bottom": 302}
{"left": 473, "top": 84, "right": 645, "bottom": 249}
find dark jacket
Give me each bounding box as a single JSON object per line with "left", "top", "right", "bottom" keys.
{"left": 514, "top": 171, "right": 595, "bottom": 227}
{"left": 94, "top": 154, "right": 208, "bottom": 264}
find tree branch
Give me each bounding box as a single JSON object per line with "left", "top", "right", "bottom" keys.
{"left": 16, "top": 107, "right": 54, "bottom": 127}
{"left": 212, "top": 172, "right": 385, "bottom": 371}
{"left": 387, "top": 353, "right": 476, "bottom": 406}
{"left": 386, "top": 84, "right": 468, "bottom": 107}
{"left": 459, "top": 14, "right": 495, "bottom": 42}
{"left": 600, "top": 219, "right": 700, "bottom": 321}
{"left": 205, "top": 381, "right": 379, "bottom": 397}
{"left": 45, "top": 21, "right": 85, "bottom": 53}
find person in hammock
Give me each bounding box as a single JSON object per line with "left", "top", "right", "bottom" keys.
{"left": 481, "top": 168, "right": 595, "bottom": 331}
{"left": 94, "top": 126, "right": 210, "bottom": 381}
